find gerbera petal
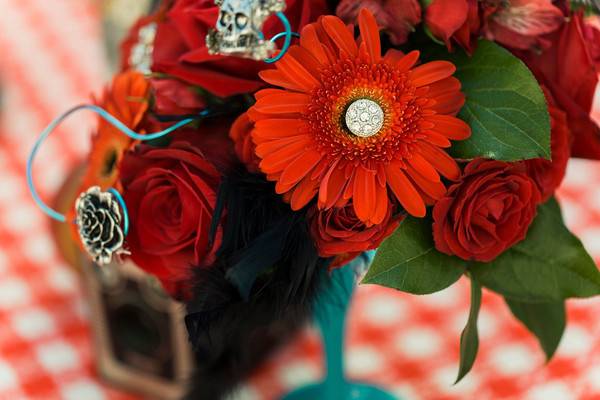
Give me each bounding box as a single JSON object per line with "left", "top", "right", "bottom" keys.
{"left": 406, "top": 165, "right": 447, "bottom": 200}
{"left": 253, "top": 93, "right": 310, "bottom": 114}
{"left": 371, "top": 182, "right": 389, "bottom": 225}
{"left": 385, "top": 165, "right": 426, "bottom": 217}
{"left": 423, "top": 130, "right": 452, "bottom": 148}
{"left": 318, "top": 160, "right": 340, "bottom": 205}
{"left": 255, "top": 135, "right": 310, "bottom": 158}
{"left": 259, "top": 70, "right": 305, "bottom": 92}
{"left": 253, "top": 119, "right": 307, "bottom": 140}
{"left": 427, "top": 76, "right": 461, "bottom": 98}
{"left": 417, "top": 142, "right": 461, "bottom": 180}
{"left": 287, "top": 46, "right": 322, "bottom": 78}
{"left": 290, "top": 175, "right": 319, "bottom": 210}
{"left": 300, "top": 24, "right": 329, "bottom": 65}
{"left": 426, "top": 115, "right": 471, "bottom": 140}
{"left": 322, "top": 15, "right": 359, "bottom": 57}
{"left": 383, "top": 49, "right": 405, "bottom": 65}
{"left": 254, "top": 88, "right": 287, "bottom": 99}
{"left": 407, "top": 153, "right": 441, "bottom": 182}
{"left": 353, "top": 166, "right": 377, "bottom": 222}
{"left": 277, "top": 53, "right": 320, "bottom": 91}
{"left": 409, "top": 61, "right": 456, "bottom": 87}
{"left": 279, "top": 149, "right": 323, "bottom": 188}
{"left": 358, "top": 9, "right": 381, "bottom": 63}
{"left": 430, "top": 92, "right": 466, "bottom": 115}
{"left": 395, "top": 50, "right": 420, "bottom": 73}
{"left": 260, "top": 139, "right": 311, "bottom": 174}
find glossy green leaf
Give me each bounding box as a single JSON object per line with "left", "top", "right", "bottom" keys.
{"left": 470, "top": 198, "right": 600, "bottom": 302}
{"left": 505, "top": 298, "right": 565, "bottom": 360}
{"left": 456, "top": 278, "right": 482, "bottom": 383}
{"left": 423, "top": 40, "right": 551, "bottom": 161}
{"left": 363, "top": 217, "right": 465, "bottom": 294}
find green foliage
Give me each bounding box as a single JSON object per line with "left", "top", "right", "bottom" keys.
{"left": 422, "top": 40, "right": 551, "bottom": 161}
{"left": 363, "top": 217, "right": 465, "bottom": 294}
{"left": 505, "top": 298, "right": 566, "bottom": 360}
{"left": 456, "top": 279, "right": 482, "bottom": 383}
{"left": 470, "top": 199, "right": 600, "bottom": 302}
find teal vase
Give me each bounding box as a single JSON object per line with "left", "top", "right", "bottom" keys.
{"left": 281, "top": 252, "right": 398, "bottom": 400}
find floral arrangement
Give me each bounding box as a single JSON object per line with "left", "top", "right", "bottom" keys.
{"left": 30, "top": 0, "right": 600, "bottom": 397}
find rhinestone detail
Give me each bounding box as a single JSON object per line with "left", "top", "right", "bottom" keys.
{"left": 344, "top": 99, "right": 384, "bottom": 138}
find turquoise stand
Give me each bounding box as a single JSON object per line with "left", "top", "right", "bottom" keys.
{"left": 281, "top": 252, "right": 397, "bottom": 400}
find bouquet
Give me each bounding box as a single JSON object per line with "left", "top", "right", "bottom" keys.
{"left": 28, "top": 0, "right": 600, "bottom": 398}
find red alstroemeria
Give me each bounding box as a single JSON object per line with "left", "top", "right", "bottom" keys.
{"left": 425, "top": 0, "right": 482, "bottom": 53}
{"left": 336, "top": 0, "right": 421, "bottom": 45}
{"left": 483, "top": 0, "right": 565, "bottom": 50}
{"left": 516, "top": 12, "right": 600, "bottom": 159}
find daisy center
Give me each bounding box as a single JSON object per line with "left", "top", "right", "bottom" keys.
{"left": 344, "top": 99, "right": 384, "bottom": 138}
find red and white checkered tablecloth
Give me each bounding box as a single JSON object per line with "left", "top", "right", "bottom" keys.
{"left": 0, "top": 1, "right": 599, "bottom": 399}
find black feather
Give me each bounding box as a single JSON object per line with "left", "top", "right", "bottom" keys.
{"left": 185, "top": 171, "right": 327, "bottom": 399}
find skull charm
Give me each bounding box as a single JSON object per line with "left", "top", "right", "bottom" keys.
{"left": 206, "top": 0, "right": 286, "bottom": 60}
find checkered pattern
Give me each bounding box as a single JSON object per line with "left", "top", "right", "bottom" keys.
{"left": 0, "top": 1, "right": 600, "bottom": 399}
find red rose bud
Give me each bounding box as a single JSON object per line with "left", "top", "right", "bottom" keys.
{"left": 308, "top": 201, "right": 401, "bottom": 262}
{"left": 229, "top": 112, "right": 261, "bottom": 173}
{"left": 119, "top": 136, "right": 224, "bottom": 299}
{"left": 151, "top": 78, "right": 206, "bottom": 116}
{"left": 433, "top": 159, "right": 541, "bottom": 262}
{"left": 336, "top": 0, "right": 421, "bottom": 45}
{"left": 524, "top": 89, "right": 571, "bottom": 202}
{"left": 151, "top": 0, "right": 329, "bottom": 98}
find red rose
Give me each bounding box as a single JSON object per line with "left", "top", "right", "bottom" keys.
{"left": 308, "top": 201, "right": 401, "bottom": 261}
{"left": 151, "top": 78, "right": 206, "bottom": 116}
{"left": 433, "top": 159, "right": 541, "bottom": 262}
{"left": 524, "top": 88, "right": 571, "bottom": 201}
{"left": 336, "top": 0, "right": 421, "bottom": 45}
{"left": 119, "top": 135, "right": 224, "bottom": 298}
{"left": 425, "top": 0, "right": 482, "bottom": 53}
{"left": 229, "top": 112, "right": 261, "bottom": 173}
{"left": 483, "top": 0, "right": 564, "bottom": 50}
{"left": 151, "top": 0, "right": 329, "bottom": 98}
{"left": 515, "top": 13, "right": 600, "bottom": 159}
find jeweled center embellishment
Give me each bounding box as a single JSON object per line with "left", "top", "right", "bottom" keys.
{"left": 345, "top": 99, "right": 384, "bottom": 138}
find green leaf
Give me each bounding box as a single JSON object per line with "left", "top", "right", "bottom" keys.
{"left": 505, "top": 298, "right": 565, "bottom": 360}
{"left": 470, "top": 198, "right": 600, "bottom": 302}
{"left": 456, "top": 278, "right": 482, "bottom": 383}
{"left": 363, "top": 217, "right": 465, "bottom": 294}
{"left": 423, "top": 40, "right": 551, "bottom": 161}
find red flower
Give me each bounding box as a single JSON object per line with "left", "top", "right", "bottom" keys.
{"left": 524, "top": 89, "right": 571, "bottom": 201}
{"left": 483, "top": 0, "right": 564, "bottom": 50}
{"left": 516, "top": 13, "right": 600, "bottom": 159}
{"left": 425, "top": 0, "right": 482, "bottom": 53}
{"left": 250, "top": 10, "right": 470, "bottom": 224}
{"left": 229, "top": 112, "right": 261, "bottom": 173}
{"left": 433, "top": 159, "right": 541, "bottom": 262}
{"left": 583, "top": 16, "right": 600, "bottom": 68}
{"left": 151, "top": 0, "right": 329, "bottom": 97}
{"left": 119, "top": 134, "right": 224, "bottom": 299}
{"left": 336, "top": 0, "right": 421, "bottom": 45}
{"left": 308, "top": 200, "right": 401, "bottom": 259}
{"left": 151, "top": 78, "right": 206, "bottom": 116}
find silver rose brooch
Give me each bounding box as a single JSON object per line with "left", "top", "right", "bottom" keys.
{"left": 75, "top": 186, "right": 129, "bottom": 265}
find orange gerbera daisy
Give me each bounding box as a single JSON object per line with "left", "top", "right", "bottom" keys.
{"left": 249, "top": 9, "right": 470, "bottom": 224}
{"left": 81, "top": 70, "right": 151, "bottom": 190}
